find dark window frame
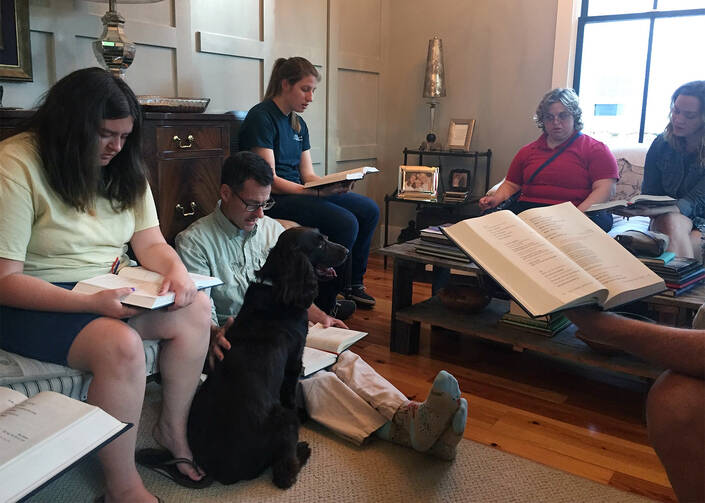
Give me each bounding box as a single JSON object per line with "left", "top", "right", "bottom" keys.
{"left": 573, "top": 1, "right": 705, "bottom": 142}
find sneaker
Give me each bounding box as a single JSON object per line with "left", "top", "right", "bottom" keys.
{"left": 329, "top": 299, "right": 356, "bottom": 320}
{"left": 350, "top": 285, "right": 376, "bottom": 307}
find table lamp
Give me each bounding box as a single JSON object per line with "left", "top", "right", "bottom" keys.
{"left": 88, "top": 0, "right": 163, "bottom": 78}
{"left": 420, "top": 36, "right": 446, "bottom": 151}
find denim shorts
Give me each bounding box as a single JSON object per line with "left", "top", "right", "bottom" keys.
{"left": 0, "top": 283, "right": 102, "bottom": 365}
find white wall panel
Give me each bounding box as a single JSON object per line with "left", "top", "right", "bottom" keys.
{"left": 191, "top": 0, "right": 260, "bottom": 40}
{"left": 336, "top": 69, "right": 379, "bottom": 161}
{"left": 188, "top": 54, "right": 261, "bottom": 113}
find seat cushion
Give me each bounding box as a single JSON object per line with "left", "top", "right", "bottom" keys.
{"left": 0, "top": 339, "right": 160, "bottom": 400}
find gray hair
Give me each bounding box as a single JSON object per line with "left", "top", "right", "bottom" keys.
{"left": 534, "top": 88, "right": 583, "bottom": 132}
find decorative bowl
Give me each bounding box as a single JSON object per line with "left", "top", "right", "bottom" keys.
{"left": 438, "top": 285, "right": 491, "bottom": 313}
{"left": 137, "top": 96, "right": 210, "bottom": 113}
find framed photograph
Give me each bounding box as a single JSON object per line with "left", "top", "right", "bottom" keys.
{"left": 446, "top": 118, "right": 475, "bottom": 151}
{"left": 397, "top": 165, "right": 439, "bottom": 201}
{"left": 0, "top": 0, "right": 32, "bottom": 81}
{"left": 449, "top": 169, "right": 471, "bottom": 191}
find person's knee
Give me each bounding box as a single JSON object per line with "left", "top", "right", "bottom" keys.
{"left": 191, "top": 291, "right": 212, "bottom": 329}
{"left": 100, "top": 324, "right": 146, "bottom": 376}
{"left": 647, "top": 370, "right": 704, "bottom": 437}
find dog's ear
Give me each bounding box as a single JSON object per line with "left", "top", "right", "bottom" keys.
{"left": 272, "top": 249, "right": 318, "bottom": 309}
{"left": 257, "top": 237, "right": 318, "bottom": 309}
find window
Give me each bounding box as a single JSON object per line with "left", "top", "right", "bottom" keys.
{"left": 573, "top": 1, "right": 705, "bottom": 145}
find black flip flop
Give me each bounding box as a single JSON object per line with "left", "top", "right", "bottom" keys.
{"left": 95, "top": 496, "right": 163, "bottom": 503}
{"left": 135, "top": 448, "right": 213, "bottom": 489}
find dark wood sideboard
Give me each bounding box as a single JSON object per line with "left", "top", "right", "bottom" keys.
{"left": 0, "top": 109, "right": 243, "bottom": 243}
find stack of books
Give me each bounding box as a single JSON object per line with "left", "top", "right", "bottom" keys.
{"left": 415, "top": 224, "right": 470, "bottom": 262}
{"left": 443, "top": 191, "right": 468, "bottom": 203}
{"left": 499, "top": 301, "right": 571, "bottom": 337}
{"left": 643, "top": 256, "right": 705, "bottom": 296}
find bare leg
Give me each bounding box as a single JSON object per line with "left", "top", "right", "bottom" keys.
{"left": 129, "top": 291, "right": 210, "bottom": 480}
{"left": 646, "top": 370, "right": 705, "bottom": 503}
{"left": 67, "top": 318, "right": 155, "bottom": 503}
{"left": 651, "top": 213, "right": 697, "bottom": 258}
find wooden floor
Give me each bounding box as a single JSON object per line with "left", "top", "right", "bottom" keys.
{"left": 345, "top": 253, "right": 675, "bottom": 502}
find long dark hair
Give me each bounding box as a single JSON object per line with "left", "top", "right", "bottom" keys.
{"left": 264, "top": 57, "right": 320, "bottom": 133}
{"left": 23, "top": 67, "right": 146, "bottom": 212}
{"left": 664, "top": 80, "right": 705, "bottom": 165}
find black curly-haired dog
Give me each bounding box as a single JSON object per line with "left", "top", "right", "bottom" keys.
{"left": 187, "top": 226, "right": 348, "bottom": 489}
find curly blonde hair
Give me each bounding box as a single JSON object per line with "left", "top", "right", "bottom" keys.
{"left": 534, "top": 88, "right": 583, "bottom": 132}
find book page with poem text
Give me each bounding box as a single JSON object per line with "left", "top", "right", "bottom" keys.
{"left": 519, "top": 203, "right": 664, "bottom": 307}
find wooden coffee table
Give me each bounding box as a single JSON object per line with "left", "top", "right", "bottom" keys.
{"left": 378, "top": 239, "right": 665, "bottom": 380}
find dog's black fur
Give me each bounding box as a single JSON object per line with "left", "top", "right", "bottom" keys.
{"left": 187, "top": 227, "right": 348, "bottom": 489}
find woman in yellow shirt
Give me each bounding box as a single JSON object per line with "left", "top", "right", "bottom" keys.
{"left": 0, "top": 68, "right": 210, "bottom": 502}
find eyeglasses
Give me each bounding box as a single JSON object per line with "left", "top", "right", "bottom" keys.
{"left": 544, "top": 112, "right": 573, "bottom": 123}
{"left": 233, "top": 191, "right": 276, "bottom": 212}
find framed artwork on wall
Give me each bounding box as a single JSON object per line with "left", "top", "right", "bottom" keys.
{"left": 397, "top": 165, "right": 439, "bottom": 201}
{"left": 0, "top": 0, "right": 32, "bottom": 81}
{"left": 446, "top": 118, "right": 475, "bottom": 151}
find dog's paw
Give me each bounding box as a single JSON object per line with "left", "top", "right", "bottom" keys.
{"left": 272, "top": 458, "right": 299, "bottom": 490}
{"left": 297, "top": 441, "right": 311, "bottom": 466}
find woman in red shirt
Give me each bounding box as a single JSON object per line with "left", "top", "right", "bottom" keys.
{"left": 479, "top": 88, "right": 618, "bottom": 231}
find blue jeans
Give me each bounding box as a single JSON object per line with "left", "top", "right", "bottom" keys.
{"left": 266, "top": 192, "right": 380, "bottom": 309}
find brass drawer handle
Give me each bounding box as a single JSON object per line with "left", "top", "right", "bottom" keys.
{"left": 173, "top": 134, "right": 194, "bottom": 149}
{"left": 175, "top": 202, "right": 197, "bottom": 217}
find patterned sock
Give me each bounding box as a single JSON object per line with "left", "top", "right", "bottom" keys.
{"left": 383, "top": 370, "right": 460, "bottom": 452}
{"left": 428, "top": 397, "right": 468, "bottom": 461}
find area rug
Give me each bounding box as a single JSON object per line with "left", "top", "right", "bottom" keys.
{"left": 27, "top": 383, "right": 652, "bottom": 503}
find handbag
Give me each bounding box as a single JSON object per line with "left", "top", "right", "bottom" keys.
{"left": 615, "top": 229, "right": 669, "bottom": 257}
{"left": 484, "top": 131, "right": 583, "bottom": 214}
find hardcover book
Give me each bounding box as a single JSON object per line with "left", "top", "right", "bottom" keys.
{"left": 301, "top": 324, "right": 367, "bottom": 376}
{"left": 72, "top": 266, "right": 223, "bottom": 309}
{"left": 303, "top": 166, "right": 379, "bottom": 189}
{"left": 441, "top": 202, "right": 665, "bottom": 317}
{"left": 0, "top": 388, "right": 130, "bottom": 502}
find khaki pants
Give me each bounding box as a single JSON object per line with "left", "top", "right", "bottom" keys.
{"left": 300, "top": 351, "right": 408, "bottom": 445}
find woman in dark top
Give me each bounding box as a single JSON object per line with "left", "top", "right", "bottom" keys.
{"left": 239, "top": 57, "right": 380, "bottom": 311}
{"left": 641, "top": 81, "right": 705, "bottom": 260}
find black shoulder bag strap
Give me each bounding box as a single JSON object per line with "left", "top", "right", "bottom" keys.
{"left": 524, "top": 131, "right": 583, "bottom": 186}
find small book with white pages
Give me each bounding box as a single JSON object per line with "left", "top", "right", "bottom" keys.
{"left": 301, "top": 323, "right": 367, "bottom": 376}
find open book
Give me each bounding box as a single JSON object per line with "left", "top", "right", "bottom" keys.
{"left": 72, "top": 266, "right": 223, "bottom": 309}
{"left": 586, "top": 194, "right": 676, "bottom": 213}
{"left": 0, "top": 388, "right": 130, "bottom": 502}
{"left": 442, "top": 202, "right": 666, "bottom": 317}
{"left": 301, "top": 323, "right": 367, "bottom": 376}
{"left": 303, "top": 166, "right": 379, "bottom": 189}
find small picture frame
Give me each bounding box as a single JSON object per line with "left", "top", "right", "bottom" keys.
{"left": 449, "top": 169, "right": 470, "bottom": 191}
{"left": 397, "top": 165, "right": 439, "bottom": 201}
{"left": 446, "top": 119, "right": 475, "bottom": 151}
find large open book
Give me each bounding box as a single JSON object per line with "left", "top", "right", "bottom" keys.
{"left": 72, "top": 266, "right": 223, "bottom": 309}
{"left": 0, "top": 388, "right": 130, "bottom": 502}
{"left": 301, "top": 323, "right": 367, "bottom": 376}
{"left": 442, "top": 202, "right": 666, "bottom": 317}
{"left": 303, "top": 166, "right": 379, "bottom": 189}
{"left": 586, "top": 194, "right": 676, "bottom": 213}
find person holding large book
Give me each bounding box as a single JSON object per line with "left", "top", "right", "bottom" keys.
{"left": 641, "top": 81, "right": 705, "bottom": 261}
{"left": 566, "top": 308, "right": 704, "bottom": 503}
{"left": 175, "top": 152, "right": 467, "bottom": 459}
{"left": 478, "top": 88, "right": 618, "bottom": 232}
{"left": 0, "top": 69, "right": 211, "bottom": 502}
{"left": 239, "top": 56, "right": 380, "bottom": 309}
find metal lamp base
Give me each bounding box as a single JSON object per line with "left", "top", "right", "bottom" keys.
{"left": 92, "top": 8, "right": 136, "bottom": 78}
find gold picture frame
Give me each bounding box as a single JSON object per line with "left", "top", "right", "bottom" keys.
{"left": 0, "top": 0, "right": 32, "bottom": 81}
{"left": 446, "top": 118, "right": 475, "bottom": 151}
{"left": 397, "top": 165, "right": 439, "bottom": 201}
